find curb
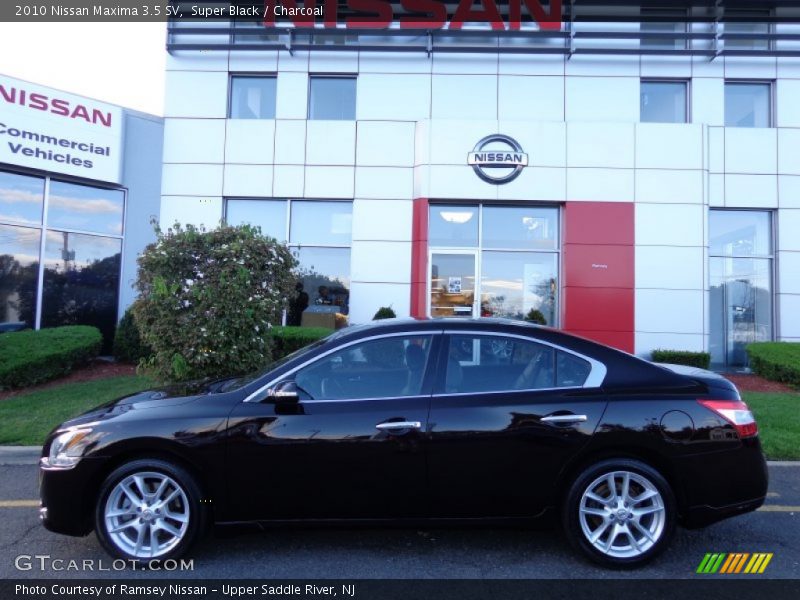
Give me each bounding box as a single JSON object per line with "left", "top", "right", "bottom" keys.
{"left": 0, "top": 446, "right": 41, "bottom": 465}
{"left": 0, "top": 446, "right": 798, "bottom": 466}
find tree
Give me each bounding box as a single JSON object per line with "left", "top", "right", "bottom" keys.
{"left": 133, "top": 223, "right": 297, "bottom": 382}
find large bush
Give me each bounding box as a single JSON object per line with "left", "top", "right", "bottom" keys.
{"left": 0, "top": 326, "right": 101, "bottom": 390}
{"left": 651, "top": 349, "right": 711, "bottom": 369}
{"left": 747, "top": 342, "right": 800, "bottom": 386}
{"left": 133, "top": 223, "right": 297, "bottom": 382}
{"left": 112, "top": 303, "right": 153, "bottom": 364}
{"left": 268, "top": 326, "right": 334, "bottom": 360}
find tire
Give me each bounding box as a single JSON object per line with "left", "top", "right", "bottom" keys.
{"left": 562, "top": 458, "right": 676, "bottom": 568}
{"left": 95, "top": 458, "right": 206, "bottom": 562}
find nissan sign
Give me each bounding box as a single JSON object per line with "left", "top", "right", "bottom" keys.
{"left": 468, "top": 134, "right": 528, "bottom": 184}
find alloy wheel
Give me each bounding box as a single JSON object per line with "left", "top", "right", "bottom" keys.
{"left": 578, "top": 470, "right": 666, "bottom": 559}
{"left": 104, "top": 471, "right": 190, "bottom": 559}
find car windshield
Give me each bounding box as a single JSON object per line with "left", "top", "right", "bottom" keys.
{"left": 218, "top": 330, "right": 340, "bottom": 392}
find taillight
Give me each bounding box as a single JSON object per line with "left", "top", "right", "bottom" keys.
{"left": 698, "top": 399, "right": 758, "bottom": 438}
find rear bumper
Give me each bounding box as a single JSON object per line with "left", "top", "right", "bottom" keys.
{"left": 682, "top": 495, "right": 765, "bottom": 529}
{"left": 676, "top": 438, "right": 769, "bottom": 529}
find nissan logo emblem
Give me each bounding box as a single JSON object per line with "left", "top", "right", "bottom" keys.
{"left": 467, "top": 134, "right": 529, "bottom": 184}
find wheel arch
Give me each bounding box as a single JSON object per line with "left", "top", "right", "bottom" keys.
{"left": 555, "top": 445, "right": 687, "bottom": 519}
{"left": 83, "top": 439, "right": 216, "bottom": 531}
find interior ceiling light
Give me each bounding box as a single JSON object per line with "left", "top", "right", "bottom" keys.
{"left": 440, "top": 211, "right": 474, "bottom": 224}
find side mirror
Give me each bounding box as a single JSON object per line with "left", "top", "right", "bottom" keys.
{"left": 269, "top": 380, "right": 300, "bottom": 404}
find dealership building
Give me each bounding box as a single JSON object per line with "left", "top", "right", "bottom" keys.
{"left": 0, "top": 74, "right": 163, "bottom": 348}
{"left": 158, "top": 6, "right": 800, "bottom": 369}
{"left": 4, "top": 6, "right": 799, "bottom": 370}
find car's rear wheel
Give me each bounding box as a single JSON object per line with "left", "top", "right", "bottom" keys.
{"left": 95, "top": 458, "right": 205, "bottom": 562}
{"left": 563, "top": 458, "right": 676, "bottom": 568}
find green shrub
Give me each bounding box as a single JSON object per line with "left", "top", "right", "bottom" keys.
{"left": 524, "top": 309, "right": 547, "bottom": 325}
{"left": 373, "top": 306, "right": 396, "bottom": 320}
{"left": 747, "top": 342, "right": 800, "bottom": 386}
{"left": 0, "top": 326, "right": 102, "bottom": 390}
{"left": 133, "top": 223, "right": 298, "bottom": 382}
{"left": 112, "top": 304, "right": 153, "bottom": 364}
{"left": 651, "top": 349, "right": 711, "bottom": 369}
{"left": 268, "top": 326, "right": 333, "bottom": 360}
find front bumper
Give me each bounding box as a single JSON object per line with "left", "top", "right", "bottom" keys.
{"left": 39, "top": 457, "right": 104, "bottom": 537}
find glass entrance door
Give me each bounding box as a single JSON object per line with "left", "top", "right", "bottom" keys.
{"left": 710, "top": 257, "right": 772, "bottom": 368}
{"left": 430, "top": 252, "right": 477, "bottom": 318}
{"left": 709, "top": 210, "right": 773, "bottom": 369}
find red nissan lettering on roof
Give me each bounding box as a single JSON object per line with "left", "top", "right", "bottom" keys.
{"left": 261, "top": 0, "right": 562, "bottom": 30}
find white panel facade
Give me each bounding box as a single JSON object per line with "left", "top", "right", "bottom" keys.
{"left": 164, "top": 71, "right": 229, "bottom": 118}
{"left": 163, "top": 119, "right": 226, "bottom": 164}
{"left": 225, "top": 120, "right": 276, "bottom": 165}
{"left": 159, "top": 33, "right": 800, "bottom": 353}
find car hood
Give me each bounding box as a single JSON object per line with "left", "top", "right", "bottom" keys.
{"left": 54, "top": 377, "right": 240, "bottom": 431}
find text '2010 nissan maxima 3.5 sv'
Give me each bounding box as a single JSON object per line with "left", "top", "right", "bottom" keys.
{"left": 39, "top": 318, "right": 767, "bottom": 568}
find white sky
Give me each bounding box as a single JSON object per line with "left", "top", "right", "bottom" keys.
{"left": 0, "top": 22, "right": 166, "bottom": 116}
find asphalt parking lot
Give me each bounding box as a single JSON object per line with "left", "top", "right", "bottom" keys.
{"left": 1, "top": 459, "right": 798, "bottom": 580}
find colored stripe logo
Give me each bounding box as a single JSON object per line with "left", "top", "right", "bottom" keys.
{"left": 696, "top": 553, "right": 773, "bottom": 574}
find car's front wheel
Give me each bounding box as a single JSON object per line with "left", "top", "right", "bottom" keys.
{"left": 95, "top": 458, "right": 205, "bottom": 562}
{"left": 563, "top": 458, "right": 676, "bottom": 568}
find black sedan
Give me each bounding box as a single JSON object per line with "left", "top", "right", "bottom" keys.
{"left": 39, "top": 318, "right": 767, "bottom": 568}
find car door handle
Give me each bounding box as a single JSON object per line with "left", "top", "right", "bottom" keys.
{"left": 375, "top": 421, "right": 422, "bottom": 431}
{"left": 541, "top": 414, "right": 588, "bottom": 424}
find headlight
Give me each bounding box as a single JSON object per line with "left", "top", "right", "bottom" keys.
{"left": 46, "top": 429, "right": 98, "bottom": 468}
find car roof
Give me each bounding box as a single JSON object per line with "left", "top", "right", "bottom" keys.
{"left": 329, "top": 318, "right": 692, "bottom": 391}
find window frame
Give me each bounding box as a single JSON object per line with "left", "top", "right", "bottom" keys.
{"left": 640, "top": 78, "right": 690, "bottom": 124}
{"left": 307, "top": 74, "right": 358, "bottom": 121}
{"left": 708, "top": 208, "right": 776, "bottom": 367}
{"left": 0, "top": 166, "right": 127, "bottom": 332}
{"left": 724, "top": 80, "right": 775, "bottom": 128}
{"left": 427, "top": 203, "right": 562, "bottom": 325}
{"left": 223, "top": 197, "right": 354, "bottom": 313}
{"left": 227, "top": 73, "right": 278, "bottom": 120}
{"left": 433, "top": 331, "right": 606, "bottom": 396}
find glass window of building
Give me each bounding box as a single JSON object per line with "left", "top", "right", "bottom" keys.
{"left": 226, "top": 199, "right": 287, "bottom": 241}
{"left": 0, "top": 171, "right": 44, "bottom": 226}
{"left": 639, "top": 8, "right": 688, "bottom": 50}
{"left": 640, "top": 81, "right": 688, "bottom": 123}
{"left": 724, "top": 9, "right": 772, "bottom": 51}
{"left": 229, "top": 75, "right": 277, "bottom": 119}
{"left": 709, "top": 210, "right": 773, "bottom": 368}
{"left": 429, "top": 206, "right": 479, "bottom": 248}
{"left": 725, "top": 82, "right": 772, "bottom": 128}
{"left": 429, "top": 205, "right": 560, "bottom": 325}
{"left": 0, "top": 170, "right": 124, "bottom": 349}
{"left": 225, "top": 198, "right": 353, "bottom": 321}
{"left": 232, "top": 19, "right": 280, "bottom": 45}
{"left": 47, "top": 181, "right": 125, "bottom": 235}
{"left": 0, "top": 223, "right": 41, "bottom": 327}
{"left": 308, "top": 76, "right": 357, "bottom": 120}
{"left": 40, "top": 231, "right": 122, "bottom": 347}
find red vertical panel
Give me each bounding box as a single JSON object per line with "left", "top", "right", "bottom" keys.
{"left": 410, "top": 198, "right": 429, "bottom": 318}
{"left": 562, "top": 202, "right": 635, "bottom": 353}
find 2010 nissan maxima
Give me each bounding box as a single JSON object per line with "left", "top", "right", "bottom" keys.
{"left": 39, "top": 318, "right": 767, "bottom": 568}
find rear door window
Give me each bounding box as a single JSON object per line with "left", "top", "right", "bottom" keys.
{"left": 443, "top": 334, "right": 591, "bottom": 394}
